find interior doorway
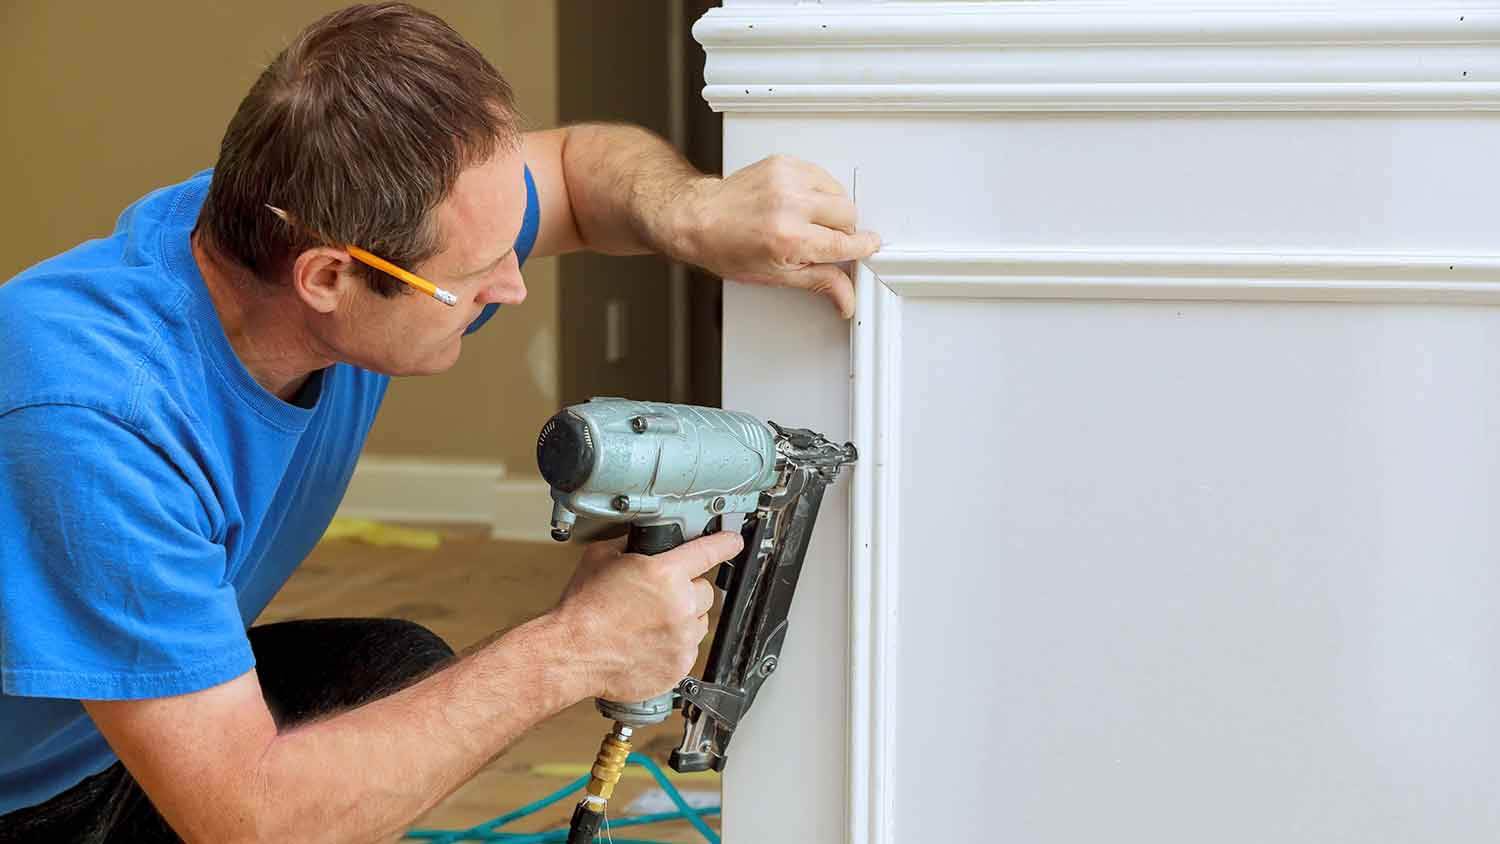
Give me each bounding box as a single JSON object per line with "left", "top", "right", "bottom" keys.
{"left": 557, "top": 0, "right": 724, "bottom": 410}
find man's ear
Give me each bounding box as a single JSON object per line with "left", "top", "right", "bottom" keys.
{"left": 290, "top": 247, "right": 359, "bottom": 314}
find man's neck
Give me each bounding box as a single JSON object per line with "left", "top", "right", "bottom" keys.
{"left": 191, "top": 233, "right": 334, "bottom": 402}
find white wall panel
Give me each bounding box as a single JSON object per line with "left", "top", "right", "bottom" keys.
{"left": 892, "top": 296, "right": 1500, "bottom": 841}
{"left": 702, "top": 3, "right": 1500, "bottom": 841}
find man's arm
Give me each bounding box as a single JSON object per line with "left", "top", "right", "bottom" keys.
{"left": 86, "top": 615, "right": 579, "bottom": 844}
{"left": 84, "top": 532, "right": 738, "bottom": 844}
{"left": 523, "top": 125, "right": 882, "bottom": 318}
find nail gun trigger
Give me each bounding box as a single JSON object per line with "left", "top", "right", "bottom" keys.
{"left": 714, "top": 518, "right": 760, "bottom": 591}
{"left": 714, "top": 559, "right": 735, "bottom": 591}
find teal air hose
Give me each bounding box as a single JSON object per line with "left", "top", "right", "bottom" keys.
{"left": 404, "top": 754, "right": 720, "bottom": 844}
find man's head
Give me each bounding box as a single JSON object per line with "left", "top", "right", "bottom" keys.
{"left": 197, "top": 2, "right": 529, "bottom": 376}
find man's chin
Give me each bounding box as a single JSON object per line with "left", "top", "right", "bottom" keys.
{"left": 385, "top": 341, "right": 462, "bottom": 377}
{"left": 416, "top": 346, "right": 462, "bottom": 376}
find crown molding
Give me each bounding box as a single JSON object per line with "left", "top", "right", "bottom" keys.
{"left": 695, "top": 2, "right": 1500, "bottom": 112}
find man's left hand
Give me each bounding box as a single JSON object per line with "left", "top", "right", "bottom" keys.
{"left": 674, "top": 155, "right": 881, "bottom": 319}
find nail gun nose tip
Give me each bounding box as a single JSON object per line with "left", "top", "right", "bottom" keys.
{"left": 551, "top": 528, "right": 572, "bottom": 542}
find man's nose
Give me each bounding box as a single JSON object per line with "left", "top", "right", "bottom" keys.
{"left": 478, "top": 268, "right": 526, "bottom": 306}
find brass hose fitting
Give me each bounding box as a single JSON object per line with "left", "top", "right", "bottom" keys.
{"left": 567, "top": 722, "right": 634, "bottom": 844}
{"left": 586, "top": 723, "right": 633, "bottom": 802}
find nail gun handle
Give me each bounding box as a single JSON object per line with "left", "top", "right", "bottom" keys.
{"left": 626, "top": 522, "right": 685, "bottom": 556}
{"left": 595, "top": 522, "right": 688, "bottom": 729}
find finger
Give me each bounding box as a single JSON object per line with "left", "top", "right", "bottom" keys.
{"left": 804, "top": 192, "right": 858, "bottom": 236}
{"left": 794, "top": 227, "right": 882, "bottom": 267}
{"left": 784, "top": 263, "right": 856, "bottom": 319}
{"left": 692, "top": 576, "right": 716, "bottom": 617}
{"left": 672, "top": 530, "right": 745, "bottom": 577}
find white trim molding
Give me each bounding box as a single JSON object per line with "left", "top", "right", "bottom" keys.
{"left": 337, "top": 457, "right": 505, "bottom": 525}
{"left": 695, "top": 2, "right": 1500, "bottom": 112}
{"left": 336, "top": 457, "right": 553, "bottom": 542}
{"left": 848, "top": 263, "right": 903, "bottom": 844}
{"left": 865, "top": 249, "right": 1500, "bottom": 304}
{"left": 489, "top": 478, "right": 556, "bottom": 543}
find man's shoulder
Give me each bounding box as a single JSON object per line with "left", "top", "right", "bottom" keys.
{"left": 0, "top": 173, "right": 213, "bottom": 423}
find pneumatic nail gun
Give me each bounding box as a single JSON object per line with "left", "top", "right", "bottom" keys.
{"left": 535, "top": 397, "right": 856, "bottom": 842}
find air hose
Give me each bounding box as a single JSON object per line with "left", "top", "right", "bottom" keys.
{"left": 403, "top": 752, "right": 720, "bottom": 844}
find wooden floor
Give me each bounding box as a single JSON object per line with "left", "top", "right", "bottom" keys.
{"left": 259, "top": 523, "right": 722, "bottom": 843}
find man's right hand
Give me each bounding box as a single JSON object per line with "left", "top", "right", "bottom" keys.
{"left": 79, "top": 531, "right": 742, "bottom": 844}
{"left": 552, "top": 530, "right": 744, "bottom": 702}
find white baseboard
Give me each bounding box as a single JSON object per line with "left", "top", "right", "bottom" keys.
{"left": 336, "top": 457, "right": 553, "bottom": 542}
{"left": 489, "top": 477, "right": 556, "bottom": 543}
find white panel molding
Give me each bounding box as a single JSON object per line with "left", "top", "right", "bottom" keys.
{"left": 866, "top": 249, "right": 1500, "bottom": 304}
{"left": 336, "top": 457, "right": 553, "bottom": 542}
{"left": 695, "top": 2, "right": 1500, "bottom": 112}
{"left": 848, "top": 263, "right": 903, "bottom": 844}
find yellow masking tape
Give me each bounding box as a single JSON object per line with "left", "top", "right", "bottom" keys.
{"left": 319, "top": 517, "right": 442, "bottom": 550}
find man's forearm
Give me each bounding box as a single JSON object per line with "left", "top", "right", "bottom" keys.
{"left": 246, "top": 613, "right": 587, "bottom": 843}
{"left": 558, "top": 123, "right": 709, "bottom": 263}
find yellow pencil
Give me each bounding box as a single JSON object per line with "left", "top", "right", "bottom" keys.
{"left": 264, "top": 205, "right": 457, "bottom": 307}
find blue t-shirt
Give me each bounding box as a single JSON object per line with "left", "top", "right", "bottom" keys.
{"left": 0, "top": 169, "right": 539, "bottom": 814}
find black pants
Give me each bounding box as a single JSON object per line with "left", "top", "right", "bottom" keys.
{"left": 0, "top": 618, "right": 454, "bottom": 843}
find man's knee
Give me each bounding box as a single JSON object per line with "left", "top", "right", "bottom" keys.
{"left": 368, "top": 618, "right": 455, "bottom": 684}
{"left": 248, "top": 617, "right": 455, "bottom": 723}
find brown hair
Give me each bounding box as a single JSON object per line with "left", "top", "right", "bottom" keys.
{"left": 197, "top": 2, "right": 519, "bottom": 296}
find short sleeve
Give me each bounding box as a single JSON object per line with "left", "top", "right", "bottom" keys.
{"left": 0, "top": 405, "right": 253, "bottom": 700}
{"left": 466, "top": 163, "right": 541, "bottom": 336}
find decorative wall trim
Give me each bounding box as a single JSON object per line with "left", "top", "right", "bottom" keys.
{"left": 695, "top": 3, "right": 1500, "bottom": 112}
{"left": 336, "top": 457, "right": 554, "bottom": 542}
{"left": 865, "top": 249, "right": 1500, "bottom": 304}
{"left": 848, "top": 263, "right": 903, "bottom": 844}
{"left": 701, "top": 83, "right": 1500, "bottom": 114}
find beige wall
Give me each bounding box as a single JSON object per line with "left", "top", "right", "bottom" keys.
{"left": 0, "top": 1, "right": 560, "bottom": 474}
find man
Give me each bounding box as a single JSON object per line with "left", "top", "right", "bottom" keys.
{"left": 0, "top": 4, "right": 879, "bottom": 842}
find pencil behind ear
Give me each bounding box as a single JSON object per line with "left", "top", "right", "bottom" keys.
{"left": 290, "top": 246, "right": 358, "bottom": 315}
{"left": 265, "top": 205, "right": 456, "bottom": 307}
{"left": 266, "top": 204, "right": 349, "bottom": 312}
